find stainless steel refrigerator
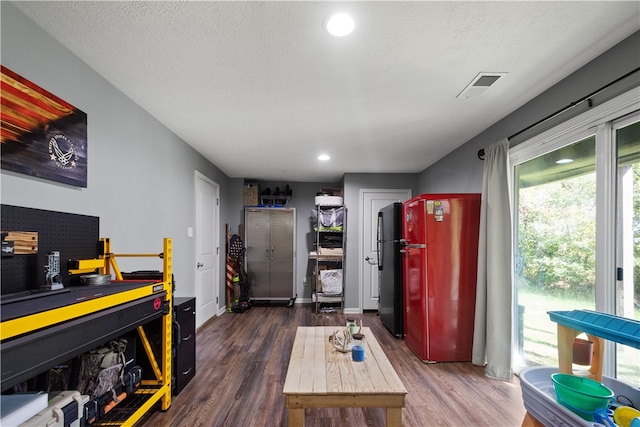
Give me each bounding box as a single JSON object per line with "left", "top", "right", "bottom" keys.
{"left": 377, "top": 202, "right": 404, "bottom": 338}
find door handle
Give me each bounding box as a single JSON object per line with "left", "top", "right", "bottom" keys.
{"left": 197, "top": 262, "right": 203, "bottom": 269}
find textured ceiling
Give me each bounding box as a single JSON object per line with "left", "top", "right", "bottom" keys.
{"left": 11, "top": 1, "right": 640, "bottom": 182}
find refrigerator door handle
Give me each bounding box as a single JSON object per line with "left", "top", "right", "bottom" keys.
{"left": 405, "top": 243, "right": 427, "bottom": 249}
{"left": 377, "top": 212, "right": 383, "bottom": 270}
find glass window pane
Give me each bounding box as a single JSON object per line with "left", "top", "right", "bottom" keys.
{"left": 514, "top": 135, "right": 596, "bottom": 370}
{"left": 615, "top": 119, "right": 640, "bottom": 385}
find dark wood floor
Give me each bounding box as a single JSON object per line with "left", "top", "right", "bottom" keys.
{"left": 143, "top": 304, "right": 526, "bottom": 426}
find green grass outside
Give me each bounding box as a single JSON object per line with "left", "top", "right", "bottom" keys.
{"left": 518, "top": 286, "right": 639, "bottom": 386}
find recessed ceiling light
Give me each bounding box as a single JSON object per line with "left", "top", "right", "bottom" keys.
{"left": 318, "top": 154, "right": 330, "bottom": 161}
{"left": 556, "top": 158, "right": 574, "bottom": 164}
{"left": 325, "top": 13, "right": 355, "bottom": 37}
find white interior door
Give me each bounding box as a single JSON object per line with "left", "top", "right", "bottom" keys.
{"left": 195, "top": 171, "right": 219, "bottom": 328}
{"left": 360, "top": 189, "right": 412, "bottom": 311}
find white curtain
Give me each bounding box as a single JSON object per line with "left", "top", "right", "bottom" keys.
{"left": 472, "top": 139, "right": 513, "bottom": 381}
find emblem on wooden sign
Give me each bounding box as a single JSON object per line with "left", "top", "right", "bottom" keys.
{"left": 1, "top": 65, "right": 87, "bottom": 187}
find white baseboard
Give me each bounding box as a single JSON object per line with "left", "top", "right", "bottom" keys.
{"left": 219, "top": 299, "right": 362, "bottom": 314}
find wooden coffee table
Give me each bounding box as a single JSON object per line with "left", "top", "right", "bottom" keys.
{"left": 283, "top": 326, "right": 407, "bottom": 426}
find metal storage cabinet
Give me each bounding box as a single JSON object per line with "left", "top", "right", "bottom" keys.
{"left": 173, "top": 297, "right": 195, "bottom": 395}
{"left": 244, "top": 208, "right": 296, "bottom": 304}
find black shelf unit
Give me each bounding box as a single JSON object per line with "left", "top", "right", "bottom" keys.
{"left": 172, "top": 297, "right": 196, "bottom": 395}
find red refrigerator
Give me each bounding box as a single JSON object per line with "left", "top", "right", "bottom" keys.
{"left": 402, "top": 193, "right": 481, "bottom": 362}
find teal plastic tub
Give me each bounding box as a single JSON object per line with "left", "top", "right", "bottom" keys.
{"left": 551, "top": 373, "right": 614, "bottom": 421}
{"left": 520, "top": 367, "right": 640, "bottom": 427}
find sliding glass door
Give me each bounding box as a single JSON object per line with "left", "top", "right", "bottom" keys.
{"left": 514, "top": 135, "right": 596, "bottom": 369}
{"left": 511, "top": 89, "right": 639, "bottom": 381}
{"left": 615, "top": 117, "right": 640, "bottom": 383}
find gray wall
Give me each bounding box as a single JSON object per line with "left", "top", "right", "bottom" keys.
{"left": 419, "top": 31, "right": 640, "bottom": 193}
{"left": 1, "top": 3, "right": 237, "bottom": 306}
{"left": 4, "top": 2, "right": 638, "bottom": 315}
{"left": 342, "top": 173, "right": 419, "bottom": 310}
{"left": 0, "top": 2, "right": 372, "bottom": 310}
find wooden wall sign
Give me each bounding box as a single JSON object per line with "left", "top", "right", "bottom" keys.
{"left": 1, "top": 231, "right": 38, "bottom": 255}
{"left": 1, "top": 65, "right": 87, "bottom": 187}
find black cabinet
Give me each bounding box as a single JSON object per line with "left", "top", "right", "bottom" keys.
{"left": 173, "top": 297, "right": 195, "bottom": 395}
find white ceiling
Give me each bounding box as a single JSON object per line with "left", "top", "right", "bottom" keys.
{"left": 12, "top": 1, "right": 640, "bottom": 182}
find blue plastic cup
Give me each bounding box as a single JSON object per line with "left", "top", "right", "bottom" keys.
{"left": 352, "top": 333, "right": 365, "bottom": 362}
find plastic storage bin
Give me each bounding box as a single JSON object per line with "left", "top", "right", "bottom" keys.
{"left": 520, "top": 366, "right": 640, "bottom": 427}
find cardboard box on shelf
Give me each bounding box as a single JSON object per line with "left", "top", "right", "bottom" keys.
{"left": 318, "top": 247, "right": 343, "bottom": 257}
{"left": 319, "top": 187, "right": 343, "bottom": 197}
{"left": 243, "top": 185, "right": 261, "bottom": 206}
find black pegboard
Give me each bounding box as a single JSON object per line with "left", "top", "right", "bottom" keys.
{"left": 1, "top": 204, "right": 99, "bottom": 295}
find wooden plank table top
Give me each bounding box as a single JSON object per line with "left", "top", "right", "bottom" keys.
{"left": 283, "top": 326, "right": 407, "bottom": 426}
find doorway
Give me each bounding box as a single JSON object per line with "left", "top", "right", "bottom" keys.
{"left": 195, "top": 171, "right": 220, "bottom": 328}
{"left": 360, "top": 189, "right": 412, "bottom": 311}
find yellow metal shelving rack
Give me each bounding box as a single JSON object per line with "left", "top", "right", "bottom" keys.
{"left": 0, "top": 237, "right": 173, "bottom": 427}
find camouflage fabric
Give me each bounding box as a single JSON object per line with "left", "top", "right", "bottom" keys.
{"left": 77, "top": 339, "right": 127, "bottom": 399}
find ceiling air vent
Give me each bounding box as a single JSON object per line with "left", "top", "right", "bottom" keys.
{"left": 456, "top": 72, "right": 507, "bottom": 99}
